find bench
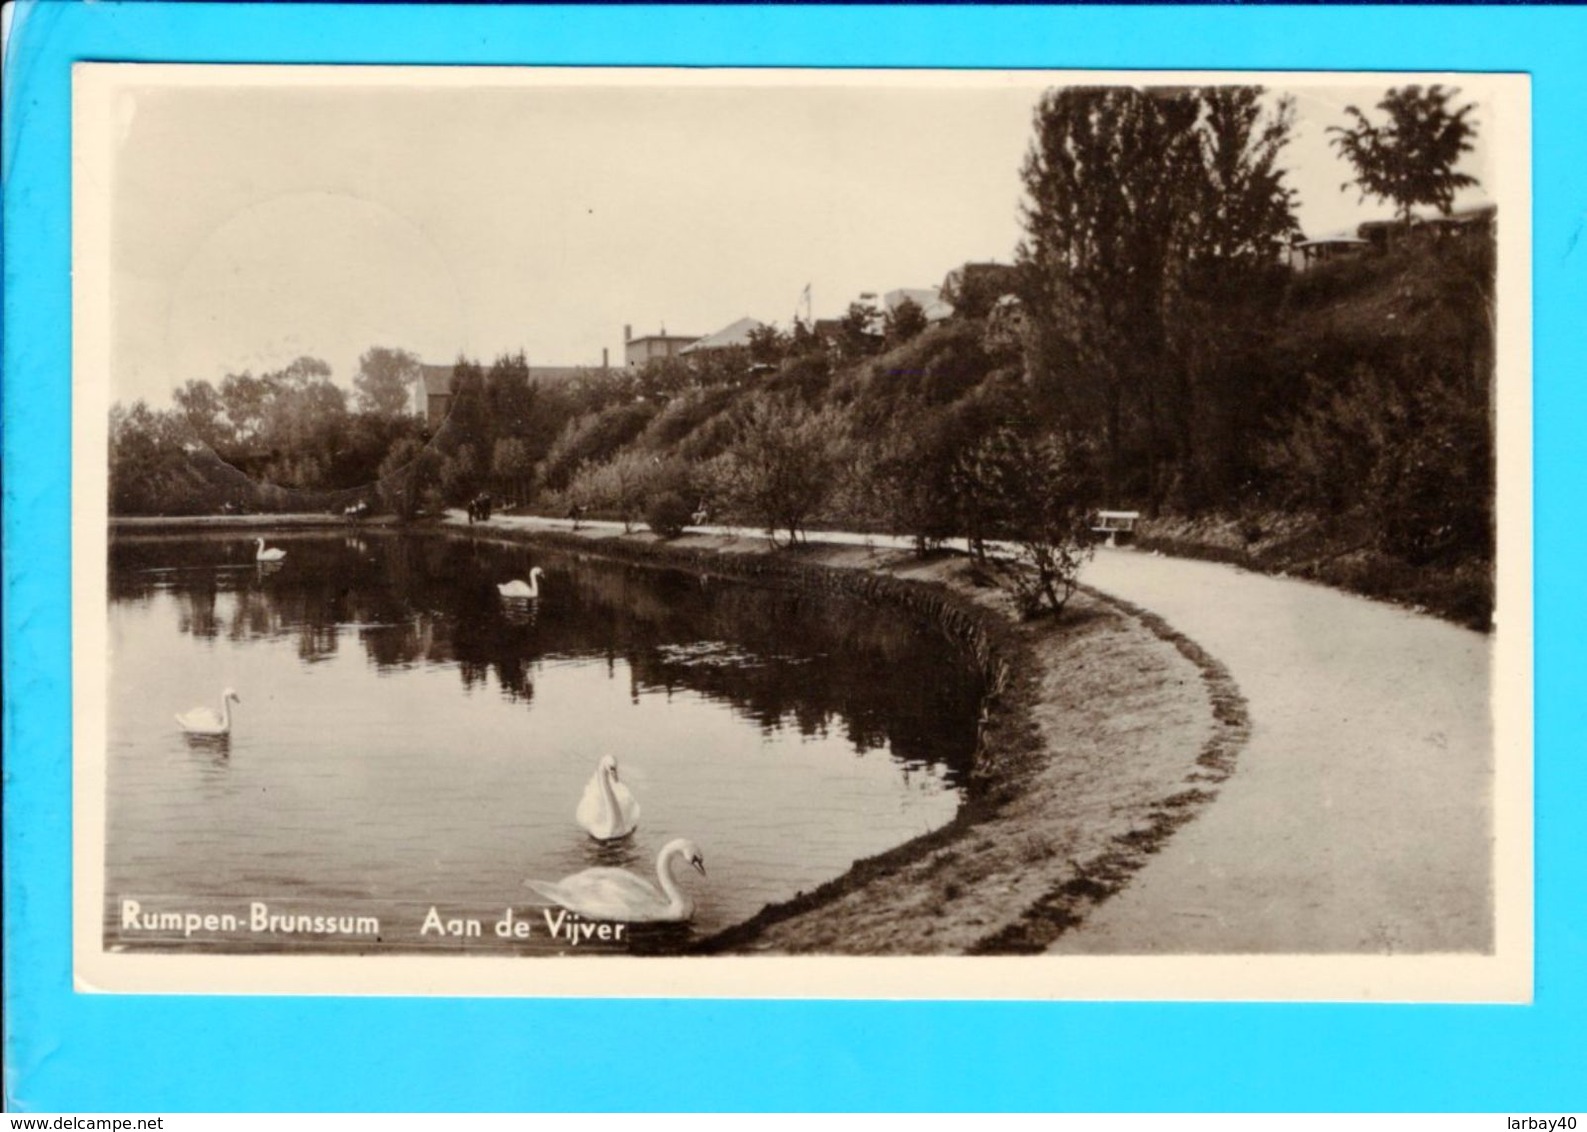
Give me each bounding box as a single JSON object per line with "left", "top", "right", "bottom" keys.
{"left": 1091, "top": 510, "right": 1140, "bottom": 547}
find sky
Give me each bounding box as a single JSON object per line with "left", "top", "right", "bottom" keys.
{"left": 104, "top": 70, "right": 1494, "bottom": 407}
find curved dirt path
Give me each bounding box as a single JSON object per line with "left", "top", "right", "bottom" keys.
{"left": 1054, "top": 548, "right": 1493, "bottom": 954}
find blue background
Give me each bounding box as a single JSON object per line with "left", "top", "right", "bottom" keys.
{"left": 4, "top": 2, "right": 1582, "bottom": 1112}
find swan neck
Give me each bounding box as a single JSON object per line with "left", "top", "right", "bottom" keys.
{"left": 221, "top": 694, "right": 233, "bottom": 730}
{"left": 655, "top": 846, "right": 692, "bottom": 916}
{"left": 599, "top": 766, "right": 621, "bottom": 820}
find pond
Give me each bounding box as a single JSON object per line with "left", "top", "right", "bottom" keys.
{"left": 103, "top": 531, "right": 984, "bottom": 954}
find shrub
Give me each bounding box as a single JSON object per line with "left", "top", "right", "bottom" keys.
{"left": 645, "top": 491, "right": 694, "bottom": 539}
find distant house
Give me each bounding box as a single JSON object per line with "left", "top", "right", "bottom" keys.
{"left": 411, "top": 364, "right": 455, "bottom": 429}
{"left": 411, "top": 362, "right": 595, "bottom": 428}
{"left": 1343, "top": 202, "right": 1497, "bottom": 258}
{"left": 881, "top": 287, "right": 954, "bottom": 323}
{"left": 1416, "top": 201, "right": 1497, "bottom": 240}
{"left": 681, "top": 316, "right": 766, "bottom": 355}
{"left": 624, "top": 325, "right": 699, "bottom": 368}
{"left": 528, "top": 365, "right": 599, "bottom": 384}
{"left": 1287, "top": 231, "right": 1370, "bottom": 272}
{"left": 941, "top": 262, "right": 1019, "bottom": 317}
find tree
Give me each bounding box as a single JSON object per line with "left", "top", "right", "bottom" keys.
{"left": 725, "top": 398, "right": 846, "bottom": 546}
{"left": 1329, "top": 84, "right": 1479, "bottom": 226}
{"left": 172, "top": 379, "right": 233, "bottom": 451}
{"left": 1166, "top": 87, "right": 1300, "bottom": 506}
{"left": 885, "top": 297, "right": 928, "bottom": 346}
{"left": 378, "top": 436, "right": 439, "bottom": 520}
{"left": 491, "top": 437, "right": 534, "bottom": 504}
{"left": 746, "top": 323, "right": 788, "bottom": 367}
{"left": 1019, "top": 87, "right": 1201, "bottom": 503}
{"left": 575, "top": 450, "right": 654, "bottom": 532}
{"left": 486, "top": 351, "right": 537, "bottom": 438}
{"left": 957, "top": 425, "right": 1099, "bottom": 618}
{"left": 439, "top": 443, "right": 480, "bottom": 504}
{"left": 218, "top": 371, "right": 272, "bottom": 443}
{"left": 436, "top": 355, "right": 491, "bottom": 457}
{"left": 1018, "top": 85, "right": 1298, "bottom": 506}
{"left": 837, "top": 300, "right": 882, "bottom": 360}
{"left": 355, "top": 347, "right": 421, "bottom": 418}
{"left": 109, "top": 401, "right": 188, "bottom": 514}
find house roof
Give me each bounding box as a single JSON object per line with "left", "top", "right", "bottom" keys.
{"left": 1420, "top": 202, "right": 1497, "bottom": 226}
{"left": 1354, "top": 202, "right": 1496, "bottom": 239}
{"left": 883, "top": 287, "right": 954, "bottom": 322}
{"left": 681, "top": 316, "right": 765, "bottom": 354}
{"left": 628, "top": 333, "right": 699, "bottom": 347}
{"left": 1295, "top": 229, "right": 1369, "bottom": 248}
{"left": 530, "top": 366, "right": 598, "bottom": 383}
{"left": 416, "top": 362, "right": 599, "bottom": 394}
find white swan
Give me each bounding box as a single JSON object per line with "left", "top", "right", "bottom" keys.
{"left": 255, "top": 538, "right": 287, "bottom": 562}
{"left": 176, "top": 688, "right": 241, "bottom": 736}
{"left": 575, "top": 755, "right": 640, "bottom": 841}
{"left": 498, "top": 565, "right": 544, "bottom": 598}
{"left": 524, "top": 838, "right": 705, "bottom": 923}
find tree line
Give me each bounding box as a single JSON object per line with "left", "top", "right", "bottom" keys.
{"left": 110, "top": 83, "right": 1491, "bottom": 621}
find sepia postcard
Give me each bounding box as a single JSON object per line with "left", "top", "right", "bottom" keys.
{"left": 72, "top": 64, "right": 1531, "bottom": 1000}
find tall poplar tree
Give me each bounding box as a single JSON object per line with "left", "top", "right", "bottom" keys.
{"left": 1018, "top": 85, "right": 1298, "bottom": 506}
{"left": 1328, "top": 84, "right": 1479, "bottom": 227}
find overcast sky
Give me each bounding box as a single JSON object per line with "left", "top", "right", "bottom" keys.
{"left": 105, "top": 71, "right": 1493, "bottom": 406}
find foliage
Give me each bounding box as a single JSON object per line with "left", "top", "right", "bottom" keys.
{"left": 434, "top": 356, "right": 490, "bottom": 458}
{"left": 1261, "top": 231, "right": 1495, "bottom": 570}
{"left": 1329, "top": 85, "right": 1480, "bottom": 225}
{"left": 378, "top": 437, "right": 440, "bottom": 520}
{"left": 837, "top": 301, "right": 883, "bottom": 361}
{"left": 566, "top": 450, "right": 657, "bottom": 532}
{"left": 439, "top": 442, "right": 481, "bottom": 504}
{"left": 103, "top": 84, "right": 1495, "bottom": 627}
{"left": 722, "top": 397, "right": 848, "bottom": 546}
{"left": 884, "top": 298, "right": 928, "bottom": 347}
{"left": 111, "top": 402, "right": 212, "bottom": 515}
{"left": 645, "top": 490, "right": 695, "bottom": 539}
{"left": 941, "top": 262, "right": 1021, "bottom": 320}
{"left": 1019, "top": 85, "right": 1298, "bottom": 507}
{"left": 354, "top": 347, "right": 421, "bottom": 418}
{"left": 538, "top": 402, "right": 658, "bottom": 491}
{"left": 635, "top": 384, "right": 736, "bottom": 453}
{"left": 491, "top": 437, "right": 534, "bottom": 505}
{"left": 485, "top": 351, "right": 538, "bottom": 437}
{"left": 957, "top": 426, "right": 1100, "bottom": 617}
{"left": 746, "top": 323, "right": 788, "bottom": 366}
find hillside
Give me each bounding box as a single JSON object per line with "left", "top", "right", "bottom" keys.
{"left": 108, "top": 233, "right": 1496, "bottom": 629}
{"left": 513, "top": 234, "right": 1494, "bottom": 627}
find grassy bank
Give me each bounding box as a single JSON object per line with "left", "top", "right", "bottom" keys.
{"left": 457, "top": 516, "right": 1247, "bottom": 954}
{"left": 111, "top": 512, "right": 400, "bottom": 533}
{"left": 1132, "top": 511, "right": 1493, "bottom": 632}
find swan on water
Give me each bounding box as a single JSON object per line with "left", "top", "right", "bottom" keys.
{"left": 575, "top": 754, "right": 640, "bottom": 841}
{"left": 524, "top": 838, "right": 705, "bottom": 923}
{"left": 498, "top": 565, "right": 545, "bottom": 598}
{"left": 255, "top": 538, "right": 287, "bottom": 562}
{"left": 176, "top": 688, "right": 241, "bottom": 736}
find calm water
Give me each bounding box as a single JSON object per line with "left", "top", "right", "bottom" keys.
{"left": 105, "top": 531, "right": 982, "bottom": 953}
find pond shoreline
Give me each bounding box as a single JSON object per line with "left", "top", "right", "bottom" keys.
{"left": 112, "top": 513, "right": 398, "bottom": 532}
{"left": 449, "top": 515, "right": 1248, "bottom": 955}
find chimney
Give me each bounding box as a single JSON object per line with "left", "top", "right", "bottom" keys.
{"left": 602, "top": 347, "right": 609, "bottom": 370}
{"left": 623, "top": 324, "right": 632, "bottom": 343}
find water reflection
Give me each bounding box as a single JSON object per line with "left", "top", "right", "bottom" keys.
{"left": 105, "top": 531, "right": 983, "bottom": 950}
{"left": 111, "top": 533, "right": 981, "bottom": 776}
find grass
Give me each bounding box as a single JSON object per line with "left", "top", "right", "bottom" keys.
{"left": 1132, "top": 510, "right": 1493, "bottom": 632}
